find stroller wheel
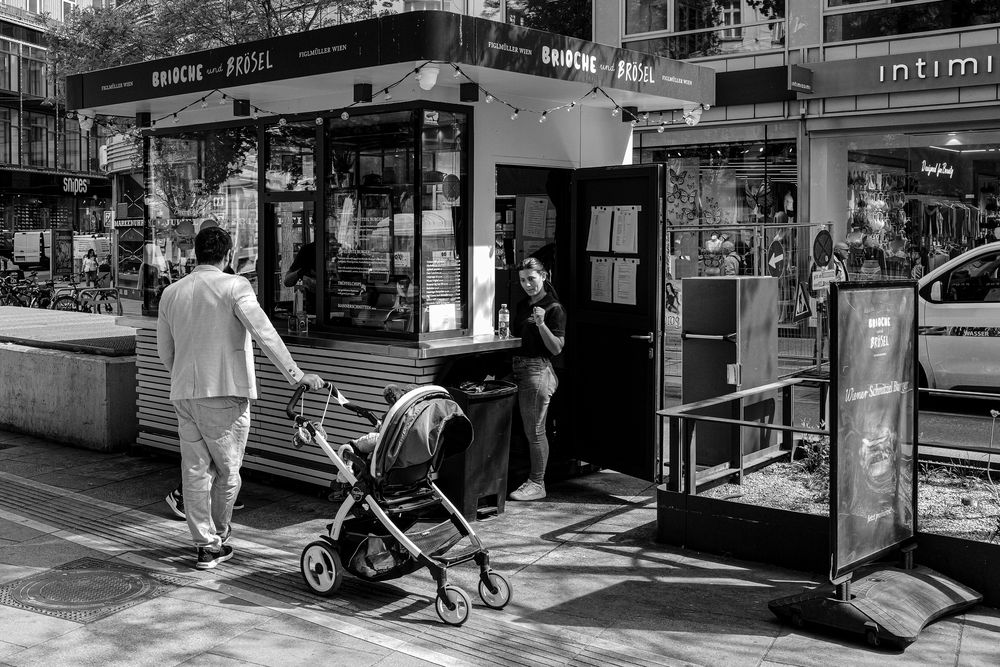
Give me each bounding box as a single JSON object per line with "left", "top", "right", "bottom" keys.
{"left": 478, "top": 571, "right": 512, "bottom": 609}
{"left": 435, "top": 585, "right": 471, "bottom": 626}
{"left": 300, "top": 541, "right": 343, "bottom": 596}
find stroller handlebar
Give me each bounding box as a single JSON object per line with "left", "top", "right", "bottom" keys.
{"left": 285, "top": 381, "right": 381, "bottom": 427}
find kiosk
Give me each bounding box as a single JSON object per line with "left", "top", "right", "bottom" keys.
{"left": 67, "top": 11, "right": 715, "bottom": 488}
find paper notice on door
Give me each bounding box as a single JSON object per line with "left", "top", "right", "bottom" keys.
{"left": 590, "top": 257, "right": 613, "bottom": 303}
{"left": 522, "top": 197, "right": 548, "bottom": 238}
{"left": 613, "top": 258, "right": 638, "bottom": 306}
{"left": 612, "top": 206, "right": 639, "bottom": 254}
{"left": 586, "top": 206, "right": 613, "bottom": 252}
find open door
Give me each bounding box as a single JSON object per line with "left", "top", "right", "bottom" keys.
{"left": 569, "top": 164, "right": 664, "bottom": 481}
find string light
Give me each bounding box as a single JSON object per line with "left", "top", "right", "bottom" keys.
{"left": 122, "top": 64, "right": 708, "bottom": 133}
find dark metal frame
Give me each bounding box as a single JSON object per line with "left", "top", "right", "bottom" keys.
{"left": 828, "top": 279, "right": 919, "bottom": 582}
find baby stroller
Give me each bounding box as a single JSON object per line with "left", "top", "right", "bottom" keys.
{"left": 286, "top": 382, "right": 513, "bottom": 626}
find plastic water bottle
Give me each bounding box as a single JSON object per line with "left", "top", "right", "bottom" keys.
{"left": 498, "top": 303, "right": 510, "bottom": 339}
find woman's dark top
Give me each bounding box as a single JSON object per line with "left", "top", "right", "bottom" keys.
{"left": 513, "top": 292, "right": 566, "bottom": 359}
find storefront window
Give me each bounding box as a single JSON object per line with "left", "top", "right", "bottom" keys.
{"left": 814, "top": 129, "right": 1000, "bottom": 283}
{"left": 265, "top": 121, "right": 316, "bottom": 192}
{"left": 324, "top": 107, "right": 468, "bottom": 337}
{"left": 0, "top": 107, "right": 17, "bottom": 165}
{"left": 146, "top": 126, "right": 259, "bottom": 311}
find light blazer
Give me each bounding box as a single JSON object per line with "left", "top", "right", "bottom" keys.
{"left": 157, "top": 265, "right": 304, "bottom": 401}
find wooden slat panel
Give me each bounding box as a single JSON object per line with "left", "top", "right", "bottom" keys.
{"left": 133, "top": 330, "right": 454, "bottom": 486}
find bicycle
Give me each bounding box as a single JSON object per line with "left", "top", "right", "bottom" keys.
{"left": 52, "top": 276, "right": 122, "bottom": 315}
{"left": 51, "top": 277, "right": 89, "bottom": 312}
{"left": 4, "top": 272, "right": 53, "bottom": 308}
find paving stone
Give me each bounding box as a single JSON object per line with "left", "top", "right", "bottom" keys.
{"left": 0, "top": 518, "right": 48, "bottom": 544}
{"left": 0, "top": 536, "right": 109, "bottom": 570}
{"left": 3, "top": 594, "right": 269, "bottom": 666}
{"left": 0, "top": 606, "right": 81, "bottom": 649}
{"left": 206, "top": 623, "right": 390, "bottom": 667}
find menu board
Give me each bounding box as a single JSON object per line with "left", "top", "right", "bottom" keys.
{"left": 830, "top": 281, "right": 917, "bottom": 581}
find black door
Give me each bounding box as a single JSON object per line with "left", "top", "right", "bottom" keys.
{"left": 569, "top": 165, "right": 664, "bottom": 481}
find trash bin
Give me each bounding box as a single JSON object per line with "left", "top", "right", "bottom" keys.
{"left": 437, "top": 380, "right": 517, "bottom": 520}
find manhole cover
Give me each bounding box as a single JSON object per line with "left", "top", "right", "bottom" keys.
{"left": 0, "top": 558, "right": 186, "bottom": 623}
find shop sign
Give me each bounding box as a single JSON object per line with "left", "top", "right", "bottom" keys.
{"left": 71, "top": 20, "right": 380, "bottom": 107}
{"left": 830, "top": 282, "right": 917, "bottom": 580}
{"left": 806, "top": 44, "right": 1000, "bottom": 98}
{"left": 71, "top": 13, "right": 715, "bottom": 110}
{"left": 476, "top": 21, "right": 714, "bottom": 103}
{"left": 62, "top": 177, "right": 90, "bottom": 195}
{"left": 919, "top": 160, "right": 954, "bottom": 178}
{"left": 787, "top": 64, "right": 813, "bottom": 94}
{"left": 114, "top": 218, "right": 145, "bottom": 228}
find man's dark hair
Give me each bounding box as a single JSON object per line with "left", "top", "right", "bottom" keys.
{"left": 195, "top": 227, "right": 232, "bottom": 264}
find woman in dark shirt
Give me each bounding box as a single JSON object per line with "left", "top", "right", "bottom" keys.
{"left": 508, "top": 257, "right": 566, "bottom": 502}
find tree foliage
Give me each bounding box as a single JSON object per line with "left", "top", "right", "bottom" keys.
{"left": 510, "top": 0, "right": 591, "bottom": 40}
{"left": 45, "top": 0, "right": 379, "bottom": 77}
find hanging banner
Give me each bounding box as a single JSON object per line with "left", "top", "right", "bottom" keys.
{"left": 829, "top": 281, "right": 918, "bottom": 581}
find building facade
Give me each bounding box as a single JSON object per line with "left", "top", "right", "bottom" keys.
{"left": 0, "top": 0, "right": 110, "bottom": 271}
{"left": 598, "top": 1, "right": 1000, "bottom": 320}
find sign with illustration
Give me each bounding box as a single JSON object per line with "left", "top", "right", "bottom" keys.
{"left": 829, "top": 281, "right": 917, "bottom": 581}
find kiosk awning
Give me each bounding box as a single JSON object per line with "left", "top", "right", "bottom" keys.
{"left": 67, "top": 11, "right": 714, "bottom": 121}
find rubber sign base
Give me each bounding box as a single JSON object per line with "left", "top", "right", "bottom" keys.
{"left": 768, "top": 564, "right": 981, "bottom": 650}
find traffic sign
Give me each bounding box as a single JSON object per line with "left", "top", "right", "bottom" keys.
{"left": 794, "top": 283, "right": 812, "bottom": 322}
{"left": 766, "top": 240, "right": 785, "bottom": 277}
{"left": 813, "top": 230, "right": 833, "bottom": 268}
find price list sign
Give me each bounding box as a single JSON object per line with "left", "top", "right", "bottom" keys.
{"left": 829, "top": 281, "right": 918, "bottom": 580}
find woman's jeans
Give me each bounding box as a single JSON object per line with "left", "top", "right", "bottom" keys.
{"left": 513, "top": 356, "right": 559, "bottom": 484}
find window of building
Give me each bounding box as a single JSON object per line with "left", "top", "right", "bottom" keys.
{"left": 146, "top": 127, "right": 260, "bottom": 310}
{"left": 63, "top": 0, "right": 77, "bottom": 21}
{"left": 26, "top": 0, "right": 40, "bottom": 14}
{"left": 23, "top": 56, "right": 46, "bottom": 98}
{"left": 624, "top": 0, "right": 785, "bottom": 60}
{"left": 323, "top": 107, "right": 469, "bottom": 338}
{"left": 720, "top": 0, "right": 743, "bottom": 40}
{"left": 0, "top": 107, "right": 18, "bottom": 165}
{"left": 824, "top": 1, "right": 1000, "bottom": 42}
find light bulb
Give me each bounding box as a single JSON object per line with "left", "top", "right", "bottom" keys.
{"left": 611, "top": 107, "right": 619, "bottom": 117}
{"left": 341, "top": 111, "right": 350, "bottom": 120}
{"left": 384, "top": 91, "right": 392, "bottom": 101}
{"left": 278, "top": 117, "right": 287, "bottom": 126}
{"left": 630, "top": 119, "right": 637, "bottom": 127}
{"left": 315, "top": 117, "right": 323, "bottom": 125}
{"left": 510, "top": 109, "right": 519, "bottom": 120}
{"left": 200, "top": 99, "right": 208, "bottom": 108}
{"left": 485, "top": 94, "right": 493, "bottom": 103}
{"left": 172, "top": 114, "right": 179, "bottom": 124}
{"left": 218, "top": 95, "right": 227, "bottom": 105}
{"left": 539, "top": 112, "right": 547, "bottom": 123}
{"left": 642, "top": 112, "right": 649, "bottom": 121}
{"left": 657, "top": 124, "right": 665, "bottom": 133}
{"left": 567, "top": 101, "right": 576, "bottom": 112}
{"left": 452, "top": 67, "right": 461, "bottom": 78}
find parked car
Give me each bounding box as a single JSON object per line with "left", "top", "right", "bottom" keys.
{"left": 918, "top": 241, "right": 1000, "bottom": 391}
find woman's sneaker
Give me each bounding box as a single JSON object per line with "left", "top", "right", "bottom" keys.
{"left": 509, "top": 480, "right": 546, "bottom": 501}
{"left": 196, "top": 545, "right": 234, "bottom": 570}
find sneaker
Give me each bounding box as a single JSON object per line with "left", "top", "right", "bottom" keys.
{"left": 508, "top": 480, "right": 546, "bottom": 502}
{"left": 196, "top": 545, "right": 234, "bottom": 570}
{"left": 232, "top": 498, "right": 245, "bottom": 511}
{"left": 165, "top": 489, "right": 185, "bottom": 520}
{"left": 219, "top": 525, "right": 232, "bottom": 545}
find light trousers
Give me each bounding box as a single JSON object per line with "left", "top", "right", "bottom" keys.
{"left": 173, "top": 396, "right": 251, "bottom": 551}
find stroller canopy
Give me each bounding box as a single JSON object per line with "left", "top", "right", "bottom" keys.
{"left": 370, "top": 385, "right": 473, "bottom": 483}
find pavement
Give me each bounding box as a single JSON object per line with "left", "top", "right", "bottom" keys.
{"left": 1, "top": 431, "right": 998, "bottom": 666}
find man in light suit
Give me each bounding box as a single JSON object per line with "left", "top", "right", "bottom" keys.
{"left": 157, "top": 227, "right": 324, "bottom": 569}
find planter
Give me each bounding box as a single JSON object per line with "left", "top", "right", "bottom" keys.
{"left": 656, "top": 486, "right": 1000, "bottom": 607}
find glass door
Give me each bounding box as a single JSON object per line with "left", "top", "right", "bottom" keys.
{"left": 267, "top": 201, "right": 315, "bottom": 321}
